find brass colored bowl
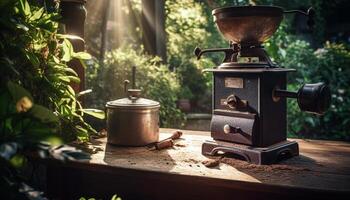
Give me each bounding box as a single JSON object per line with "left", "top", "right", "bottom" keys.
{"left": 213, "top": 6, "right": 284, "bottom": 45}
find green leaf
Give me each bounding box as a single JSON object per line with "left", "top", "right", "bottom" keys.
{"left": 73, "top": 52, "right": 92, "bottom": 60}
{"left": 58, "top": 75, "right": 70, "bottom": 83}
{"left": 76, "top": 89, "right": 92, "bottom": 97}
{"left": 111, "top": 195, "right": 117, "bottom": 200}
{"left": 4, "top": 118, "right": 13, "bottom": 133}
{"left": 10, "top": 154, "right": 26, "bottom": 168}
{"left": 53, "top": 56, "right": 60, "bottom": 63}
{"left": 19, "top": 0, "right": 31, "bottom": 16}
{"left": 67, "top": 76, "right": 80, "bottom": 83}
{"left": 27, "top": 104, "right": 59, "bottom": 124}
{"left": 67, "top": 85, "right": 76, "bottom": 96}
{"left": 43, "top": 136, "right": 63, "bottom": 146}
{"left": 111, "top": 194, "right": 121, "bottom": 200}
{"left": 53, "top": 64, "right": 78, "bottom": 76}
{"left": 62, "top": 67, "right": 78, "bottom": 76}
{"left": 75, "top": 125, "right": 89, "bottom": 142}
{"left": 76, "top": 125, "right": 88, "bottom": 134}
{"left": 16, "top": 23, "right": 29, "bottom": 31}
{"left": 61, "top": 39, "right": 74, "bottom": 62}
{"left": 79, "top": 58, "right": 88, "bottom": 69}
{"left": 30, "top": 7, "right": 43, "bottom": 21}
{"left": 57, "top": 34, "right": 85, "bottom": 42}
{"left": 26, "top": 51, "right": 40, "bottom": 67}
{"left": 6, "top": 81, "right": 33, "bottom": 103}
{"left": 81, "top": 109, "right": 105, "bottom": 119}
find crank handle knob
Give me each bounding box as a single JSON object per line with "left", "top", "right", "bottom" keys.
{"left": 297, "top": 82, "right": 331, "bottom": 115}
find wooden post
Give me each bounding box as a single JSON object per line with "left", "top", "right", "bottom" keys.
{"left": 141, "top": 0, "right": 166, "bottom": 62}
{"left": 60, "top": 0, "right": 87, "bottom": 93}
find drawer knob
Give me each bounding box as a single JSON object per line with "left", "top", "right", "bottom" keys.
{"left": 223, "top": 124, "right": 231, "bottom": 134}
{"left": 223, "top": 124, "right": 242, "bottom": 134}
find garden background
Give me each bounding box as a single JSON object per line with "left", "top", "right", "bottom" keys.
{"left": 85, "top": 0, "right": 350, "bottom": 141}
{"left": 1, "top": 0, "right": 350, "bottom": 198}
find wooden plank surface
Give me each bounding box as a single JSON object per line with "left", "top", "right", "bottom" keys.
{"left": 87, "top": 128, "right": 350, "bottom": 192}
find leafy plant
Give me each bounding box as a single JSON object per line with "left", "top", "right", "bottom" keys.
{"left": 0, "top": 0, "right": 99, "bottom": 198}
{"left": 0, "top": 81, "right": 90, "bottom": 199}
{"left": 0, "top": 0, "right": 100, "bottom": 142}
{"left": 86, "top": 46, "right": 185, "bottom": 127}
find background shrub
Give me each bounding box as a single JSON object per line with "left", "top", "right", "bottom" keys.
{"left": 86, "top": 46, "right": 185, "bottom": 127}
{"left": 165, "top": 0, "right": 216, "bottom": 112}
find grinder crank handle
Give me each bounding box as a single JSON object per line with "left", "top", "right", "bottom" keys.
{"left": 274, "top": 82, "right": 331, "bottom": 115}
{"left": 194, "top": 47, "right": 238, "bottom": 63}
{"left": 284, "top": 7, "right": 315, "bottom": 28}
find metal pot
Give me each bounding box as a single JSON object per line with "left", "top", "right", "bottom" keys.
{"left": 106, "top": 67, "right": 160, "bottom": 146}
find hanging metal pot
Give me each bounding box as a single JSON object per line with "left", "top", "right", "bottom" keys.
{"left": 106, "top": 66, "right": 160, "bottom": 146}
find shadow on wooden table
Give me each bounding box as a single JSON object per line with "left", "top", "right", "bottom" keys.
{"left": 215, "top": 153, "right": 318, "bottom": 183}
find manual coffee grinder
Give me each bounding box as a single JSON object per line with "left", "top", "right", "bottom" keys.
{"left": 195, "top": 6, "right": 331, "bottom": 164}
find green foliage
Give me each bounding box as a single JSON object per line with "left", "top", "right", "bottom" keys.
{"left": 1, "top": 81, "right": 61, "bottom": 146}
{"left": 0, "top": 0, "right": 97, "bottom": 198}
{"left": 86, "top": 46, "right": 185, "bottom": 127}
{"left": 166, "top": 0, "right": 208, "bottom": 59}
{"left": 166, "top": 0, "right": 215, "bottom": 109}
{"left": 0, "top": 0, "right": 98, "bottom": 142}
{"left": 1, "top": 81, "right": 91, "bottom": 199}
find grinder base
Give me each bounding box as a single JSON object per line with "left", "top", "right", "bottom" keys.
{"left": 202, "top": 139, "right": 299, "bottom": 165}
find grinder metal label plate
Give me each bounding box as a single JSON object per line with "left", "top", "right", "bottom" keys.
{"left": 238, "top": 57, "right": 259, "bottom": 63}
{"left": 225, "top": 77, "right": 244, "bottom": 88}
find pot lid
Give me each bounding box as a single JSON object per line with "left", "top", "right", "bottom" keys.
{"left": 106, "top": 97, "right": 160, "bottom": 109}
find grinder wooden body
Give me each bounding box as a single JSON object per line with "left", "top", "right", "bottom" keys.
{"left": 209, "top": 68, "right": 294, "bottom": 147}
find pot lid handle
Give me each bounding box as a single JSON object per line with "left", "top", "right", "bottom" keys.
{"left": 128, "top": 89, "right": 142, "bottom": 100}
{"left": 124, "top": 66, "right": 142, "bottom": 101}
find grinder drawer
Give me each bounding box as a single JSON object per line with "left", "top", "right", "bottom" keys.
{"left": 210, "top": 110, "right": 257, "bottom": 145}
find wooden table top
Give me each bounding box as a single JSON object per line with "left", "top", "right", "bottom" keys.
{"left": 87, "top": 128, "right": 350, "bottom": 193}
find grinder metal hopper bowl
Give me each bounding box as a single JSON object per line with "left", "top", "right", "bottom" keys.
{"left": 195, "top": 5, "right": 330, "bottom": 165}
{"left": 213, "top": 5, "right": 315, "bottom": 45}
